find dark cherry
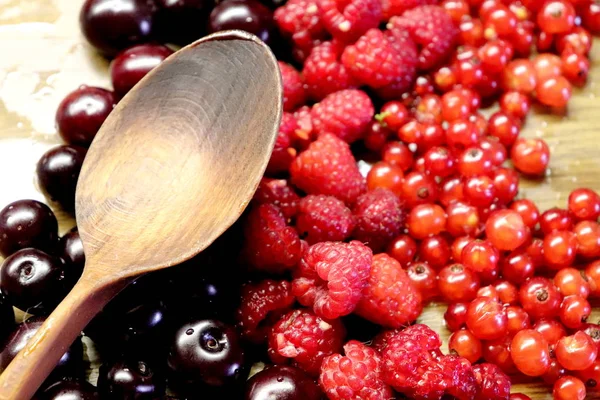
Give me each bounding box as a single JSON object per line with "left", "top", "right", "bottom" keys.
{"left": 208, "top": 0, "right": 274, "bottom": 44}
{"left": 97, "top": 359, "right": 165, "bottom": 400}
{"left": 79, "top": 0, "right": 157, "bottom": 56}
{"left": 0, "top": 293, "right": 14, "bottom": 345}
{"left": 245, "top": 365, "right": 323, "bottom": 400}
{"left": 36, "top": 145, "right": 87, "bottom": 212}
{"left": 110, "top": 44, "right": 173, "bottom": 98}
{"left": 0, "top": 248, "right": 68, "bottom": 314}
{"left": 167, "top": 319, "right": 245, "bottom": 387}
{"left": 60, "top": 229, "right": 85, "bottom": 285}
{"left": 0, "top": 318, "right": 83, "bottom": 378}
{"left": 55, "top": 86, "right": 116, "bottom": 146}
{"left": 40, "top": 379, "right": 99, "bottom": 400}
{"left": 155, "top": 0, "right": 215, "bottom": 45}
{"left": 0, "top": 199, "right": 58, "bottom": 258}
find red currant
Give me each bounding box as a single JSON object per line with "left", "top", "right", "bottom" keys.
{"left": 423, "top": 146, "right": 456, "bottom": 178}
{"left": 561, "top": 52, "right": 590, "bottom": 87}
{"left": 438, "top": 263, "right": 481, "bottom": 302}
{"left": 444, "top": 302, "right": 469, "bottom": 331}
{"left": 483, "top": 336, "right": 518, "bottom": 374}
{"left": 543, "top": 230, "right": 578, "bottom": 269}
{"left": 485, "top": 209, "right": 528, "bottom": 251}
{"left": 534, "top": 318, "right": 567, "bottom": 346}
{"left": 449, "top": 329, "right": 483, "bottom": 363}
{"left": 554, "top": 267, "right": 591, "bottom": 298}
{"left": 406, "top": 262, "right": 439, "bottom": 301}
{"left": 553, "top": 376, "right": 586, "bottom": 400}
{"left": 506, "top": 305, "right": 531, "bottom": 335}
{"left": 457, "top": 147, "right": 494, "bottom": 177}
{"left": 378, "top": 101, "right": 409, "bottom": 131}
{"left": 415, "top": 95, "right": 443, "bottom": 125}
{"left": 461, "top": 239, "right": 499, "bottom": 273}
{"left": 540, "top": 207, "right": 573, "bottom": 234}
{"left": 439, "top": 177, "right": 466, "bottom": 207}
{"left": 499, "top": 91, "right": 530, "bottom": 120}
{"left": 366, "top": 162, "right": 404, "bottom": 195}
{"left": 536, "top": 76, "right": 572, "bottom": 108}
{"left": 574, "top": 221, "right": 600, "bottom": 259}
{"left": 495, "top": 280, "right": 519, "bottom": 305}
{"left": 510, "top": 137, "right": 550, "bottom": 176}
{"left": 464, "top": 175, "right": 496, "bottom": 207}
{"left": 382, "top": 141, "right": 414, "bottom": 171}
{"left": 582, "top": 1, "right": 600, "bottom": 34}
{"left": 511, "top": 329, "right": 551, "bottom": 376}
{"left": 387, "top": 234, "right": 417, "bottom": 266}
{"left": 401, "top": 172, "right": 439, "bottom": 209}
{"left": 479, "top": 136, "right": 507, "bottom": 166}
{"left": 493, "top": 167, "right": 519, "bottom": 204}
{"left": 575, "top": 360, "right": 600, "bottom": 390}
{"left": 446, "top": 120, "right": 481, "bottom": 151}
{"left": 502, "top": 251, "right": 535, "bottom": 284}
{"left": 466, "top": 296, "right": 508, "bottom": 340}
{"left": 556, "top": 331, "right": 598, "bottom": 371}
{"left": 407, "top": 204, "right": 447, "bottom": 240}
{"left": 519, "top": 277, "right": 562, "bottom": 319}
{"left": 503, "top": 59, "right": 537, "bottom": 93}
{"left": 585, "top": 260, "right": 600, "bottom": 296}
{"left": 559, "top": 295, "right": 591, "bottom": 329}
{"left": 446, "top": 201, "right": 480, "bottom": 237}
{"left": 510, "top": 199, "right": 539, "bottom": 229}
{"left": 418, "top": 235, "right": 451, "bottom": 270}
{"left": 532, "top": 53, "right": 563, "bottom": 81}
{"left": 537, "top": 0, "right": 576, "bottom": 34}
{"left": 488, "top": 111, "right": 520, "bottom": 147}
{"left": 479, "top": 39, "right": 513, "bottom": 74}
{"left": 364, "top": 121, "right": 392, "bottom": 152}
{"left": 568, "top": 188, "right": 600, "bottom": 221}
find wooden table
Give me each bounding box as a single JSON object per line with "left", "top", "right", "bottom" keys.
{"left": 1, "top": 0, "right": 600, "bottom": 398}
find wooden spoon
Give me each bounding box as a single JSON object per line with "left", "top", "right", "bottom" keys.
{"left": 0, "top": 30, "right": 282, "bottom": 400}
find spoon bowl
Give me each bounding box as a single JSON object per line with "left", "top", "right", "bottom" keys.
{"left": 0, "top": 30, "right": 282, "bottom": 400}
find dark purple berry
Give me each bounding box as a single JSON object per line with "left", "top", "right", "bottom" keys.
{"left": 60, "top": 229, "right": 85, "bottom": 285}
{"left": 110, "top": 44, "right": 173, "bottom": 98}
{"left": 97, "top": 359, "right": 165, "bottom": 399}
{"left": 0, "top": 200, "right": 58, "bottom": 258}
{"left": 167, "top": 319, "right": 245, "bottom": 387}
{"left": 55, "top": 86, "right": 115, "bottom": 146}
{"left": 79, "top": 0, "right": 157, "bottom": 56}
{"left": 155, "top": 0, "right": 215, "bottom": 45}
{"left": 208, "top": 0, "right": 274, "bottom": 44}
{"left": 40, "top": 379, "right": 99, "bottom": 400}
{"left": 0, "top": 248, "right": 68, "bottom": 314}
{"left": 36, "top": 145, "right": 87, "bottom": 212}
{"left": 245, "top": 365, "right": 323, "bottom": 400}
{"left": 0, "top": 318, "right": 83, "bottom": 378}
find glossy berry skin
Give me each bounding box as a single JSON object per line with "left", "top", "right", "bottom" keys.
{"left": 0, "top": 318, "right": 83, "bottom": 377}
{"left": 568, "top": 188, "right": 600, "bottom": 221}
{"left": 244, "top": 365, "right": 323, "bottom": 400}
{"left": 533, "top": 319, "right": 567, "bottom": 346}
{"left": 555, "top": 331, "right": 598, "bottom": 371}
{"left": 519, "top": 277, "right": 562, "bottom": 320}
{"left": 366, "top": 162, "right": 403, "bottom": 196}
{"left": 448, "top": 329, "right": 482, "bottom": 363}
{"left": 97, "top": 359, "right": 165, "bottom": 399}
{"left": 168, "top": 319, "right": 245, "bottom": 387}
{"left": 418, "top": 235, "right": 450, "bottom": 270}
{"left": 554, "top": 268, "right": 590, "bottom": 298}
{"left": 36, "top": 145, "right": 87, "bottom": 212}
{"left": 536, "top": 76, "right": 572, "bottom": 108}
{"left": 406, "top": 262, "right": 438, "bottom": 301}
{"left": 510, "top": 138, "right": 550, "bottom": 176}
{"left": 510, "top": 329, "right": 551, "bottom": 376}
{"left": 485, "top": 210, "right": 528, "bottom": 251}
{"left": 79, "top": 0, "right": 157, "bottom": 56}
{"left": 407, "top": 204, "right": 446, "bottom": 240}
{"left": 155, "top": 0, "right": 214, "bottom": 45}
{"left": 510, "top": 199, "right": 539, "bottom": 229}
{"left": 41, "top": 379, "right": 99, "bottom": 400}
{"left": 209, "top": 0, "right": 274, "bottom": 44}
{"left": 559, "top": 295, "right": 591, "bottom": 329}
{"left": 506, "top": 306, "right": 531, "bottom": 335}
{"left": 0, "top": 200, "right": 58, "bottom": 258}
{"left": 110, "top": 44, "right": 173, "bottom": 98}
{"left": 60, "top": 229, "right": 86, "bottom": 284}
{"left": 461, "top": 240, "right": 499, "bottom": 273}
{"left": 0, "top": 248, "right": 67, "bottom": 314}
{"left": 543, "top": 230, "right": 577, "bottom": 269}
{"left": 386, "top": 235, "right": 417, "bottom": 266}
{"left": 553, "top": 376, "right": 586, "bottom": 400}
{"left": 540, "top": 208, "right": 573, "bottom": 234}
{"left": 501, "top": 251, "right": 534, "bottom": 285}
{"left": 55, "top": 86, "right": 116, "bottom": 146}
{"left": 537, "top": 0, "right": 575, "bottom": 34}
{"left": 466, "top": 297, "right": 507, "bottom": 340}
{"left": 438, "top": 263, "right": 480, "bottom": 303}
{"left": 483, "top": 337, "right": 518, "bottom": 374}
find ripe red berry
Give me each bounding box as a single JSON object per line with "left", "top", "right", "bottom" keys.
{"left": 493, "top": 168, "right": 519, "bottom": 204}
{"left": 401, "top": 172, "right": 439, "bottom": 209}
{"left": 585, "top": 260, "right": 600, "bottom": 296}
{"left": 488, "top": 111, "right": 520, "bottom": 147}
{"left": 464, "top": 175, "right": 496, "bottom": 207}
{"left": 537, "top": 0, "right": 576, "bottom": 34}
{"left": 511, "top": 329, "right": 551, "bottom": 376}
{"left": 554, "top": 267, "right": 591, "bottom": 298}
{"left": 582, "top": 1, "right": 600, "bottom": 34}
{"left": 536, "top": 76, "right": 572, "bottom": 108}
{"left": 559, "top": 295, "right": 591, "bottom": 329}
{"left": 483, "top": 337, "right": 518, "bottom": 374}
{"left": 449, "top": 329, "right": 482, "bottom": 363}
{"left": 543, "top": 230, "right": 578, "bottom": 269}
{"left": 540, "top": 207, "right": 573, "bottom": 234}
{"left": 568, "top": 188, "right": 600, "bottom": 221}
{"left": 509, "top": 199, "right": 539, "bottom": 229}
{"left": 495, "top": 280, "right": 519, "bottom": 305}
{"left": 532, "top": 53, "right": 563, "bottom": 81}
{"left": 519, "top": 277, "right": 562, "bottom": 320}
{"left": 387, "top": 234, "right": 417, "bottom": 266}
{"left": 562, "top": 52, "right": 590, "bottom": 87}
{"left": 461, "top": 240, "right": 499, "bottom": 273}
{"left": 499, "top": 91, "right": 530, "bottom": 120}
{"left": 438, "top": 263, "right": 480, "bottom": 302}
{"left": 446, "top": 202, "right": 480, "bottom": 238}
{"left": 575, "top": 360, "right": 600, "bottom": 391}
{"left": 543, "top": 358, "right": 567, "bottom": 385}
{"left": 510, "top": 137, "right": 550, "bottom": 176}
{"left": 506, "top": 305, "right": 531, "bottom": 335}
{"left": 407, "top": 204, "right": 447, "bottom": 240}
{"left": 553, "top": 376, "right": 586, "bottom": 400}
{"left": 466, "top": 297, "right": 508, "bottom": 340}
{"left": 485, "top": 210, "right": 528, "bottom": 251}
{"left": 479, "top": 136, "right": 507, "bottom": 166}
{"left": 423, "top": 146, "right": 456, "bottom": 178}
{"left": 533, "top": 318, "right": 567, "bottom": 346}
{"left": 382, "top": 141, "right": 414, "bottom": 171}
{"left": 446, "top": 120, "right": 480, "bottom": 151}
{"left": 367, "top": 162, "right": 404, "bottom": 195}
{"left": 418, "top": 235, "right": 451, "bottom": 270}
{"left": 485, "top": 4, "right": 518, "bottom": 36}
{"left": 555, "top": 331, "right": 598, "bottom": 371}
{"left": 503, "top": 59, "right": 537, "bottom": 94}
{"left": 378, "top": 101, "right": 409, "bottom": 131}
{"left": 502, "top": 251, "right": 535, "bottom": 285}
{"left": 406, "top": 262, "right": 439, "bottom": 301}
{"left": 574, "top": 221, "right": 600, "bottom": 259}
{"left": 440, "top": 177, "right": 466, "bottom": 207}
{"left": 477, "top": 285, "right": 499, "bottom": 301}
{"left": 444, "top": 302, "right": 469, "bottom": 331}
{"left": 457, "top": 147, "right": 494, "bottom": 177}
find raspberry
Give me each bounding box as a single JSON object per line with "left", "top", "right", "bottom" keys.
{"left": 268, "top": 308, "right": 346, "bottom": 376}
{"left": 381, "top": 0, "right": 437, "bottom": 20}
{"left": 267, "top": 112, "right": 298, "bottom": 175}
{"left": 279, "top": 62, "right": 307, "bottom": 112}
{"left": 303, "top": 41, "right": 358, "bottom": 101}
{"left": 292, "top": 241, "right": 372, "bottom": 319}
{"left": 382, "top": 324, "right": 447, "bottom": 398}
{"left": 352, "top": 188, "right": 406, "bottom": 251}
{"left": 441, "top": 354, "right": 478, "bottom": 400}
{"left": 311, "top": 89, "right": 374, "bottom": 143}
{"left": 296, "top": 195, "right": 354, "bottom": 244}
{"left": 253, "top": 177, "right": 301, "bottom": 219}
{"left": 236, "top": 279, "right": 295, "bottom": 343}
{"left": 317, "top": 0, "right": 382, "bottom": 43}
{"left": 319, "top": 340, "right": 393, "bottom": 399}
{"left": 472, "top": 363, "right": 511, "bottom": 400}
{"left": 292, "top": 105, "right": 316, "bottom": 150}
{"left": 388, "top": 5, "right": 458, "bottom": 70}
{"left": 274, "top": 0, "right": 328, "bottom": 61}
{"left": 371, "top": 329, "right": 400, "bottom": 353}
{"left": 341, "top": 29, "right": 418, "bottom": 90}
{"left": 242, "top": 204, "right": 303, "bottom": 273}
{"left": 355, "top": 253, "right": 422, "bottom": 328}
{"left": 290, "top": 133, "right": 366, "bottom": 204}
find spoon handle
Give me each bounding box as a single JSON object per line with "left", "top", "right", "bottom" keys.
{"left": 0, "top": 271, "right": 131, "bottom": 400}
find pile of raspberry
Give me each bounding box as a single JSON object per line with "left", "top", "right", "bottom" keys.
{"left": 238, "top": 0, "right": 600, "bottom": 398}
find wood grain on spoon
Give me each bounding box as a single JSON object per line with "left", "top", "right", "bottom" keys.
{"left": 0, "top": 30, "right": 282, "bottom": 400}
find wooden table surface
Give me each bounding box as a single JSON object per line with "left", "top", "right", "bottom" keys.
{"left": 1, "top": 0, "right": 600, "bottom": 398}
